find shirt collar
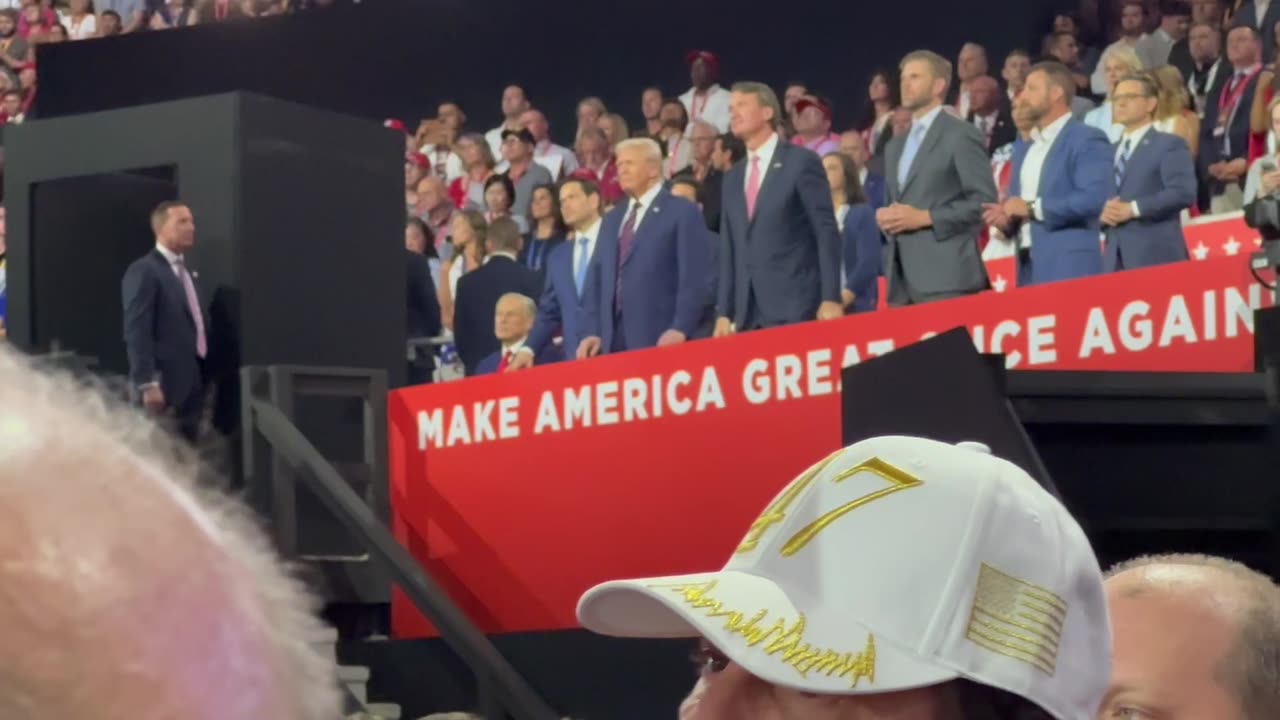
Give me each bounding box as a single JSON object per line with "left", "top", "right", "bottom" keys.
{"left": 629, "top": 180, "right": 663, "bottom": 212}
{"left": 155, "top": 243, "right": 181, "bottom": 265}
{"left": 576, "top": 217, "right": 602, "bottom": 244}
{"left": 912, "top": 104, "right": 945, "bottom": 135}
{"left": 1031, "top": 112, "right": 1071, "bottom": 144}
{"left": 485, "top": 251, "right": 518, "bottom": 263}
{"left": 1121, "top": 122, "right": 1152, "bottom": 145}
{"left": 750, "top": 132, "right": 780, "bottom": 162}
{"left": 502, "top": 337, "right": 528, "bottom": 355}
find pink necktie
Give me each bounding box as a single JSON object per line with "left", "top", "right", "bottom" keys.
{"left": 176, "top": 258, "right": 207, "bottom": 359}
{"left": 745, "top": 155, "right": 761, "bottom": 219}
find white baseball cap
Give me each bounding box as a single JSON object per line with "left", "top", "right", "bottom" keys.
{"left": 577, "top": 436, "right": 1111, "bottom": 720}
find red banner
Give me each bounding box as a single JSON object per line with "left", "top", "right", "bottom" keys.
{"left": 389, "top": 251, "right": 1270, "bottom": 638}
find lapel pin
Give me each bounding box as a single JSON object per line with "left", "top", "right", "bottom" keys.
{"left": 773, "top": 162, "right": 783, "bottom": 169}
{"left": 191, "top": 271, "right": 199, "bottom": 280}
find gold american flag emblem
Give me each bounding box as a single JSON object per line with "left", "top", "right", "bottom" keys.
{"left": 965, "top": 564, "right": 1066, "bottom": 676}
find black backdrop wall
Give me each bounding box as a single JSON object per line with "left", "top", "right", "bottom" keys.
{"left": 36, "top": 0, "right": 1072, "bottom": 140}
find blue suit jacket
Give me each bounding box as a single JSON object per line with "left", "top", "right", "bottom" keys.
{"left": 581, "top": 187, "right": 711, "bottom": 352}
{"left": 862, "top": 172, "right": 887, "bottom": 210}
{"left": 841, "top": 203, "right": 881, "bottom": 313}
{"left": 121, "top": 249, "right": 205, "bottom": 406}
{"left": 1009, "top": 119, "right": 1112, "bottom": 285}
{"left": 1104, "top": 130, "right": 1196, "bottom": 272}
{"left": 527, "top": 239, "right": 591, "bottom": 361}
{"left": 475, "top": 343, "right": 563, "bottom": 375}
{"left": 718, "top": 142, "right": 842, "bottom": 328}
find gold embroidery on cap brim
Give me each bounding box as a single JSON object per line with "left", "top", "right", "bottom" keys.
{"left": 965, "top": 564, "right": 1066, "bottom": 676}
{"left": 651, "top": 579, "right": 877, "bottom": 688}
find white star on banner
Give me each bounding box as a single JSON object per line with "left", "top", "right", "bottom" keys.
{"left": 1223, "top": 237, "right": 1241, "bottom": 256}
{"left": 992, "top": 275, "right": 1007, "bottom": 292}
{"left": 1192, "top": 242, "right": 1210, "bottom": 260}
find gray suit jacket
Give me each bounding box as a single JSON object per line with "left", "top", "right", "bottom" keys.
{"left": 883, "top": 109, "right": 997, "bottom": 304}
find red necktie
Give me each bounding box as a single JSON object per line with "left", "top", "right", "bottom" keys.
{"left": 615, "top": 202, "right": 641, "bottom": 313}
{"left": 496, "top": 351, "right": 512, "bottom": 373}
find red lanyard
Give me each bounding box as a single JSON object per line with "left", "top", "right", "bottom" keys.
{"left": 1218, "top": 65, "right": 1261, "bottom": 120}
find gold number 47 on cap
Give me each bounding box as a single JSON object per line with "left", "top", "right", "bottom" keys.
{"left": 736, "top": 452, "right": 924, "bottom": 557}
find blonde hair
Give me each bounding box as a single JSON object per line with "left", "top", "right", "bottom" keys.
{"left": 1101, "top": 46, "right": 1145, "bottom": 97}
{"left": 615, "top": 137, "right": 664, "bottom": 165}
{"left": 1150, "top": 65, "right": 1190, "bottom": 119}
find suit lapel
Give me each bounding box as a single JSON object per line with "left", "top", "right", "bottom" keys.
{"left": 152, "top": 250, "right": 195, "bottom": 327}
{"left": 622, "top": 189, "right": 666, "bottom": 267}
{"left": 900, "top": 115, "right": 945, "bottom": 194}
{"left": 599, "top": 205, "right": 623, "bottom": 299}
{"left": 749, "top": 144, "right": 788, "bottom": 228}
{"left": 1118, "top": 132, "right": 1156, "bottom": 194}
{"left": 885, "top": 135, "right": 903, "bottom": 201}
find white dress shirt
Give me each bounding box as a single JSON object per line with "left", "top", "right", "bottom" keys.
{"left": 623, "top": 180, "right": 665, "bottom": 231}
{"left": 155, "top": 243, "right": 184, "bottom": 277}
{"left": 572, "top": 217, "right": 602, "bottom": 279}
{"left": 679, "top": 84, "right": 732, "bottom": 133}
{"left": 1256, "top": 0, "right": 1273, "bottom": 28}
{"left": 744, "top": 132, "right": 781, "bottom": 193}
{"left": 533, "top": 140, "right": 579, "bottom": 180}
{"left": 1019, "top": 112, "right": 1072, "bottom": 248}
{"left": 418, "top": 143, "right": 465, "bottom": 183}
{"left": 484, "top": 250, "right": 519, "bottom": 264}
{"left": 1115, "top": 122, "right": 1152, "bottom": 216}
{"left": 956, "top": 87, "right": 972, "bottom": 119}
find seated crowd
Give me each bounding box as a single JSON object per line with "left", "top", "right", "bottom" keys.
{"left": 403, "top": 0, "right": 1280, "bottom": 380}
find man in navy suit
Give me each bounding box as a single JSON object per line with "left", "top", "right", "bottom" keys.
{"left": 452, "top": 217, "right": 542, "bottom": 375}
{"left": 714, "top": 81, "right": 842, "bottom": 336}
{"left": 474, "top": 293, "right": 556, "bottom": 374}
{"left": 985, "top": 62, "right": 1112, "bottom": 286}
{"left": 577, "top": 138, "right": 711, "bottom": 356}
{"left": 668, "top": 174, "right": 720, "bottom": 336}
{"left": 122, "top": 201, "right": 208, "bottom": 442}
{"left": 1102, "top": 73, "right": 1197, "bottom": 272}
{"left": 508, "top": 177, "right": 603, "bottom": 371}
{"left": 1200, "top": 25, "right": 1263, "bottom": 213}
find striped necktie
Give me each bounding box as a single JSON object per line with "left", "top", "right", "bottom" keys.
{"left": 1114, "top": 138, "right": 1132, "bottom": 189}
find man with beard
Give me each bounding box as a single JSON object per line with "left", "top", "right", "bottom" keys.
{"left": 984, "top": 61, "right": 1111, "bottom": 285}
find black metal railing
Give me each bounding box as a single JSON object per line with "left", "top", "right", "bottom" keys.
{"left": 243, "top": 365, "right": 559, "bottom": 720}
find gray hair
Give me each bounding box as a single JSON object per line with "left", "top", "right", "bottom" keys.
{"left": 688, "top": 119, "right": 718, "bottom": 138}
{"left": 1107, "top": 553, "right": 1280, "bottom": 719}
{"left": 615, "top": 137, "right": 664, "bottom": 165}
{"left": 498, "top": 292, "right": 537, "bottom": 319}
{"left": 730, "top": 81, "right": 783, "bottom": 129}
{"left": 0, "top": 347, "right": 342, "bottom": 719}
{"left": 578, "top": 96, "right": 607, "bottom": 115}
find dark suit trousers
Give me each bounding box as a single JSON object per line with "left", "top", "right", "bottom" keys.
{"left": 168, "top": 378, "right": 205, "bottom": 444}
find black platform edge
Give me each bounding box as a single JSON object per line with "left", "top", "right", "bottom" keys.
{"left": 1006, "top": 371, "right": 1270, "bottom": 426}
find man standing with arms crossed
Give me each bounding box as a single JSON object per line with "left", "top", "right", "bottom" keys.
{"left": 714, "top": 82, "right": 842, "bottom": 335}
{"left": 880, "top": 50, "right": 997, "bottom": 306}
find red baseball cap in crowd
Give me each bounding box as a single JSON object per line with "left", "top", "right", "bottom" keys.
{"left": 795, "top": 95, "right": 833, "bottom": 123}
{"left": 383, "top": 118, "right": 407, "bottom": 134}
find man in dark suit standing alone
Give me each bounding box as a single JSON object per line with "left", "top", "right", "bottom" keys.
{"left": 879, "top": 50, "right": 998, "bottom": 305}
{"left": 122, "top": 201, "right": 207, "bottom": 443}
{"left": 452, "top": 217, "right": 542, "bottom": 375}
{"left": 713, "top": 82, "right": 842, "bottom": 336}
{"left": 578, "top": 138, "right": 710, "bottom": 356}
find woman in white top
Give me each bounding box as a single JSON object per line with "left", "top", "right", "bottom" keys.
{"left": 59, "top": 0, "right": 94, "bottom": 39}
{"left": 1243, "top": 96, "right": 1280, "bottom": 204}
{"left": 437, "top": 209, "right": 486, "bottom": 332}
{"left": 1085, "top": 46, "right": 1144, "bottom": 143}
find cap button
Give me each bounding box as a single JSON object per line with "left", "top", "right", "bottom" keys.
{"left": 956, "top": 441, "right": 991, "bottom": 454}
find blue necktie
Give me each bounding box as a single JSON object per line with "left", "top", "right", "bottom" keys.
{"left": 574, "top": 236, "right": 589, "bottom": 295}
{"left": 1115, "top": 138, "right": 1132, "bottom": 189}
{"left": 897, "top": 123, "right": 927, "bottom": 188}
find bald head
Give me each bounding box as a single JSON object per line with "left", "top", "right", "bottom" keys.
{"left": 0, "top": 348, "right": 341, "bottom": 720}
{"left": 416, "top": 175, "right": 447, "bottom": 213}
{"left": 968, "top": 75, "right": 1000, "bottom": 115}
{"left": 1103, "top": 554, "right": 1280, "bottom": 720}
